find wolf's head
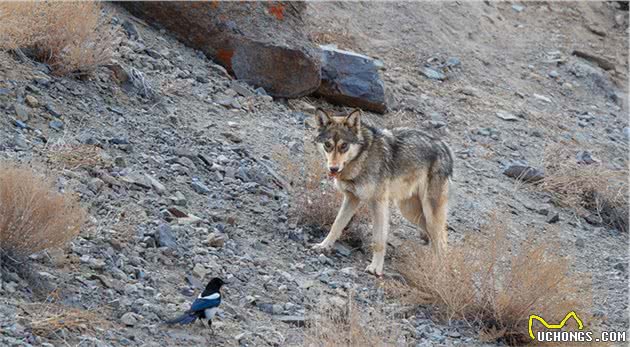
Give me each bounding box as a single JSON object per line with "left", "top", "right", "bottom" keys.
{"left": 313, "top": 108, "right": 363, "bottom": 178}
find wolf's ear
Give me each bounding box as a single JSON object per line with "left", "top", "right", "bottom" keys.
{"left": 315, "top": 108, "right": 332, "bottom": 128}
{"left": 345, "top": 109, "right": 361, "bottom": 130}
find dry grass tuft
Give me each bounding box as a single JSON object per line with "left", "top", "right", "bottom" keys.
{"left": 309, "top": 29, "right": 358, "bottom": 51}
{"left": 0, "top": 2, "right": 116, "bottom": 76}
{"left": 540, "top": 143, "right": 628, "bottom": 232}
{"left": 391, "top": 212, "right": 591, "bottom": 345}
{"left": 46, "top": 143, "right": 109, "bottom": 170}
{"left": 305, "top": 292, "right": 405, "bottom": 347}
{"left": 23, "top": 302, "right": 109, "bottom": 338}
{"left": 0, "top": 164, "right": 85, "bottom": 257}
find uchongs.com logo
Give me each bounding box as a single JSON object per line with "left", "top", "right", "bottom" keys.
{"left": 528, "top": 311, "right": 627, "bottom": 343}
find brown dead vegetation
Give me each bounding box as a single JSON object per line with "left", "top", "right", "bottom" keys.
{"left": 391, "top": 212, "right": 592, "bottom": 345}
{"left": 540, "top": 143, "right": 628, "bottom": 233}
{"left": 305, "top": 292, "right": 404, "bottom": 347}
{"left": 0, "top": 2, "right": 116, "bottom": 76}
{"left": 0, "top": 164, "right": 85, "bottom": 257}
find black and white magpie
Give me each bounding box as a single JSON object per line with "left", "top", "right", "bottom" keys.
{"left": 166, "top": 277, "right": 225, "bottom": 328}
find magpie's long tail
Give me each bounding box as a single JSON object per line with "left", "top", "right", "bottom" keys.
{"left": 165, "top": 312, "right": 197, "bottom": 325}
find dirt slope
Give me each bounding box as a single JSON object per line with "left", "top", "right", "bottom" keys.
{"left": 0, "top": 2, "right": 628, "bottom": 346}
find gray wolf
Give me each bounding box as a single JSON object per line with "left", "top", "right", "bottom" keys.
{"left": 311, "top": 109, "right": 453, "bottom": 276}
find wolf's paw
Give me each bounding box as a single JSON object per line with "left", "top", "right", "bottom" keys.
{"left": 311, "top": 242, "right": 333, "bottom": 253}
{"left": 365, "top": 263, "right": 383, "bottom": 277}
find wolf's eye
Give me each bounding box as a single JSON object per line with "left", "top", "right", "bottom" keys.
{"left": 339, "top": 143, "right": 348, "bottom": 152}
{"left": 324, "top": 142, "right": 333, "bottom": 151}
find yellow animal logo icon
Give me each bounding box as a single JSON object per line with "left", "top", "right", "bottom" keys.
{"left": 528, "top": 311, "right": 584, "bottom": 340}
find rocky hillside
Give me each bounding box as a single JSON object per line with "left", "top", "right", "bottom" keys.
{"left": 0, "top": 2, "right": 628, "bottom": 346}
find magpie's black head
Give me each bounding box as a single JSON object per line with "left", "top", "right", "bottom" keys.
{"left": 203, "top": 277, "right": 225, "bottom": 295}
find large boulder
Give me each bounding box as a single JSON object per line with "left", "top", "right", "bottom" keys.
{"left": 119, "top": 1, "right": 321, "bottom": 98}
{"left": 316, "top": 45, "right": 388, "bottom": 113}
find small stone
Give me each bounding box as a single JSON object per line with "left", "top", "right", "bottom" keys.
{"left": 273, "top": 315, "right": 305, "bottom": 327}
{"left": 447, "top": 331, "right": 461, "bottom": 338}
{"left": 420, "top": 67, "right": 446, "bottom": 81}
{"left": 206, "top": 232, "right": 225, "bottom": 248}
{"left": 14, "top": 120, "right": 28, "bottom": 129}
{"left": 503, "top": 164, "right": 544, "bottom": 183}
{"left": 532, "top": 93, "right": 552, "bottom": 103}
{"left": 334, "top": 243, "right": 352, "bottom": 257}
{"left": 14, "top": 104, "right": 30, "bottom": 121}
{"left": 230, "top": 81, "right": 254, "bottom": 97}
{"left": 49, "top": 120, "right": 64, "bottom": 131}
{"left": 548, "top": 70, "right": 559, "bottom": 78}
{"left": 192, "top": 263, "right": 208, "bottom": 278}
{"left": 496, "top": 111, "right": 519, "bottom": 121}
{"left": 512, "top": 4, "right": 525, "bottom": 12}
{"left": 25, "top": 95, "right": 39, "bottom": 108}
{"left": 547, "top": 213, "right": 560, "bottom": 224}
{"left": 169, "top": 191, "right": 187, "bottom": 206}
{"left": 191, "top": 180, "right": 211, "bottom": 194}
{"left": 145, "top": 174, "right": 166, "bottom": 194}
{"left": 575, "top": 238, "right": 586, "bottom": 248}
{"left": 576, "top": 151, "right": 599, "bottom": 165}
{"left": 121, "top": 312, "right": 140, "bottom": 326}
{"left": 156, "top": 224, "right": 178, "bottom": 248}
{"left": 458, "top": 86, "right": 478, "bottom": 96}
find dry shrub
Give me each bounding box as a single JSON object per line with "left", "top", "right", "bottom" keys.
{"left": 540, "top": 143, "right": 628, "bottom": 232}
{"left": 392, "top": 212, "right": 591, "bottom": 345}
{"left": 0, "top": 164, "right": 85, "bottom": 258}
{"left": 46, "top": 143, "right": 109, "bottom": 170}
{"left": 23, "top": 302, "right": 108, "bottom": 338}
{"left": 305, "top": 292, "right": 405, "bottom": 347}
{"left": 0, "top": 2, "right": 116, "bottom": 76}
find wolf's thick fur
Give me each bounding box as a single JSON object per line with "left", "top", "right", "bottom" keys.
{"left": 312, "top": 109, "right": 453, "bottom": 276}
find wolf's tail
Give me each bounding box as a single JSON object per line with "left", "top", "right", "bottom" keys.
{"left": 165, "top": 312, "right": 197, "bottom": 325}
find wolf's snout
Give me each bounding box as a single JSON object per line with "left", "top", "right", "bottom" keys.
{"left": 329, "top": 167, "right": 340, "bottom": 174}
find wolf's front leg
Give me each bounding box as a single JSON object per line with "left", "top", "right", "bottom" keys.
{"left": 312, "top": 193, "right": 360, "bottom": 252}
{"left": 366, "top": 199, "right": 389, "bottom": 276}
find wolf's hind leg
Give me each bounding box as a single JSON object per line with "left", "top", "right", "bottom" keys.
{"left": 422, "top": 179, "right": 449, "bottom": 256}
{"left": 312, "top": 193, "right": 360, "bottom": 251}
{"left": 398, "top": 195, "right": 429, "bottom": 244}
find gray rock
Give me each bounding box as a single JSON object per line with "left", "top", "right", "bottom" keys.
{"left": 121, "top": 2, "right": 321, "bottom": 98}
{"left": 572, "top": 49, "right": 615, "bottom": 71}
{"left": 576, "top": 150, "right": 599, "bottom": 165}
{"left": 420, "top": 67, "right": 446, "bottom": 81}
{"left": 334, "top": 243, "right": 352, "bottom": 257}
{"left": 145, "top": 174, "right": 166, "bottom": 194}
{"left": 169, "top": 191, "right": 187, "bottom": 206}
{"left": 49, "top": 120, "right": 64, "bottom": 131}
{"left": 191, "top": 180, "right": 211, "bottom": 194}
{"left": 156, "top": 224, "right": 178, "bottom": 248}
{"left": 206, "top": 232, "right": 226, "bottom": 248}
{"left": 273, "top": 315, "right": 305, "bottom": 327}
{"left": 316, "top": 45, "right": 388, "bottom": 113}
{"left": 121, "top": 312, "right": 141, "bottom": 326}
{"left": 512, "top": 4, "right": 525, "bottom": 12}
{"left": 496, "top": 111, "right": 519, "bottom": 121}
{"left": 503, "top": 164, "right": 544, "bottom": 183}
{"left": 122, "top": 20, "right": 140, "bottom": 40}
{"left": 25, "top": 95, "right": 39, "bottom": 108}
{"left": 547, "top": 213, "right": 560, "bottom": 224}
{"left": 14, "top": 104, "right": 30, "bottom": 121}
